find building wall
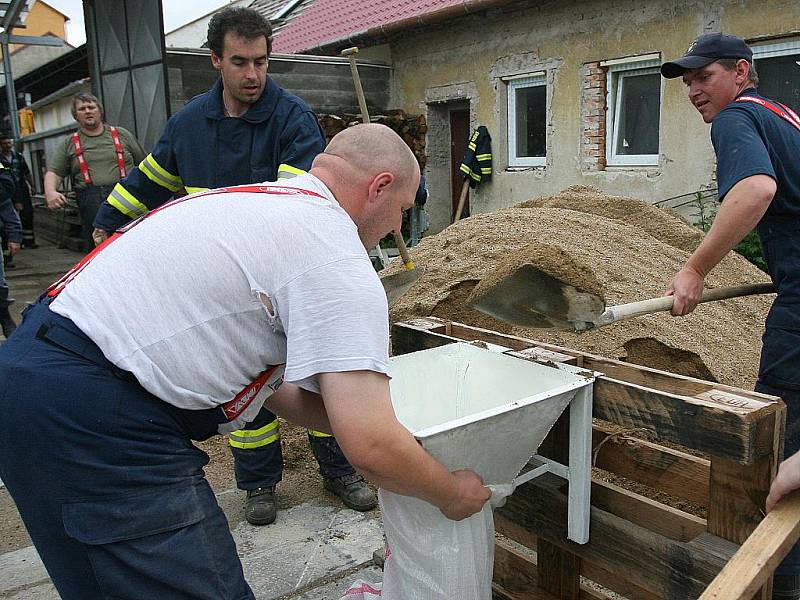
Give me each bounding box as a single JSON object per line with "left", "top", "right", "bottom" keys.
{"left": 382, "top": 0, "right": 800, "bottom": 233}
{"left": 9, "top": 1, "right": 68, "bottom": 53}
{"left": 164, "top": 0, "right": 250, "bottom": 48}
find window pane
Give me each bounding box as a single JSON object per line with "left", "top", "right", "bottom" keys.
{"left": 756, "top": 54, "right": 800, "bottom": 110}
{"left": 615, "top": 72, "right": 660, "bottom": 155}
{"left": 515, "top": 84, "right": 546, "bottom": 158}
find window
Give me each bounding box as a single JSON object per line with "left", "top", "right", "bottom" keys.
{"left": 752, "top": 40, "right": 800, "bottom": 110}
{"left": 606, "top": 58, "right": 661, "bottom": 166}
{"left": 507, "top": 74, "right": 547, "bottom": 167}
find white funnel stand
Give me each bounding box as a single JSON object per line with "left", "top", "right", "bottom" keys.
{"left": 380, "top": 343, "right": 595, "bottom": 600}
{"left": 389, "top": 342, "right": 595, "bottom": 541}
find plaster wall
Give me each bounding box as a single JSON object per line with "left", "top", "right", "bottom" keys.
{"left": 383, "top": 0, "right": 800, "bottom": 233}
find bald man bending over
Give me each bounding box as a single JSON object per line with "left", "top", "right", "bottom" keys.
{"left": 0, "top": 124, "right": 491, "bottom": 600}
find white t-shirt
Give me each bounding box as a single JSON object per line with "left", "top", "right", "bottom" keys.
{"left": 51, "top": 174, "right": 390, "bottom": 427}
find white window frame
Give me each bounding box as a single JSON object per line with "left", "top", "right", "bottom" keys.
{"left": 605, "top": 58, "right": 662, "bottom": 167}
{"left": 507, "top": 74, "right": 547, "bottom": 167}
{"left": 751, "top": 38, "right": 800, "bottom": 60}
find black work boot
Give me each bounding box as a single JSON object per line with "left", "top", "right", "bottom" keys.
{"left": 0, "top": 306, "right": 15, "bottom": 338}
{"left": 245, "top": 486, "right": 277, "bottom": 526}
{"left": 323, "top": 473, "right": 378, "bottom": 511}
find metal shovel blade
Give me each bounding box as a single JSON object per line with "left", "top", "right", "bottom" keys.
{"left": 469, "top": 264, "right": 605, "bottom": 329}
{"left": 382, "top": 267, "right": 423, "bottom": 306}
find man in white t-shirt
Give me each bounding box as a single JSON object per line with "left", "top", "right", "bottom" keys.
{"left": 0, "top": 124, "right": 490, "bottom": 599}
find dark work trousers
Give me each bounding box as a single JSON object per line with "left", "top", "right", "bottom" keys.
{"left": 231, "top": 405, "right": 354, "bottom": 490}
{"left": 17, "top": 186, "right": 35, "bottom": 247}
{"left": 0, "top": 299, "right": 255, "bottom": 600}
{"left": 0, "top": 241, "right": 8, "bottom": 307}
{"left": 756, "top": 216, "right": 800, "bottom": 597}
{"left": 76, "top": 184, "right": 114, "bottom": 253}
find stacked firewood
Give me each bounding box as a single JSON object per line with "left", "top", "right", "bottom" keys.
{"left": 317, "top": 110, "right": 427, "bottom": 169}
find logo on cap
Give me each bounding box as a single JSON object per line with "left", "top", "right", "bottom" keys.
{"left": 686, "top": 40, "right": 697, "bottom": 53}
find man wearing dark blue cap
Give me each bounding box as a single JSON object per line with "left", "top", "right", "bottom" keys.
{"left": 662, "top": 32, "right": 800, "bottom": 599}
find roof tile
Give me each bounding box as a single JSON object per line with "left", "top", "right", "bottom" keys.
{"left": 272, "top": 0, "right": 467, "bottom": 53}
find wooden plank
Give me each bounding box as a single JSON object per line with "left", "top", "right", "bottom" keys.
{"left": 592, "top": 421, "right": 710, "bottom": 506}
{"left": 537, "top": 410, "right": 582, "bottom": 599}
{"left": 592, "top": 376, "right": 774, "bottom": 465}
{"left": 392, "top": 321, "right": 782, "bottom": 463}
{"left": 494, "top": 538, "right": 539, "bottom": 597}
{"left": 496, "top": 515, "right": 661, "bottom": 600}
{"left": 496, "top": 473, "right": 732, "bottom": 599}
{"left": 707, "top": 451, "right": 783, "bottom": 600}
{"left": 590, "top": 479, "right": 706, "bottom": 542}
{"left": 505, "top": 347, "right": 579, "bottom": 366}
{"left": 709, "top": 456, "right": 775, "bottom": 544}
{"left": 700, "top": 491, "right": 800, "bottom": 600}
{"left": 493, "top": 538, "right": 611, "bottom": 600}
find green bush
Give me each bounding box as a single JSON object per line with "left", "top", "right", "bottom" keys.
{"left": 691, "top": 192, "right": 768, "bottom": 273}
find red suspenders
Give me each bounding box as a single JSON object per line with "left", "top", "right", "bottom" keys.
{"left": 46, "top": 184, "right": 326, "bottom": 299}
{"left": 46, "top": 183, "right": 324, "bottom": 421}
{"left": 736, "top": 95, "right": 800, "bottom": 133}
{"left": 70, "top": 125, "right": 128, "bottom": 185}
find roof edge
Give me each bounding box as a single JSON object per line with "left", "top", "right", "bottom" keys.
{"left": 303, "top": 0, "right": 520, "bottom": 54}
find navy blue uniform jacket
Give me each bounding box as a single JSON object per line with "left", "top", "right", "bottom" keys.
{"left": 94, "top": 76, "right": 326, "bottom": 232}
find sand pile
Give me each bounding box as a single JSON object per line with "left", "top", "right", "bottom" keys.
{"left": 386, "top": 186, "right": 772, "bottom": 389}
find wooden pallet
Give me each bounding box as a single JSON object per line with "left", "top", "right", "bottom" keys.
{"left": 392, "top": 317, "right": 786, "bottom": 600}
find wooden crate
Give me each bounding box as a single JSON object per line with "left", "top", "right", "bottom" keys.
{"left": 392, "top": 317, "right": 786, "bottom": 600}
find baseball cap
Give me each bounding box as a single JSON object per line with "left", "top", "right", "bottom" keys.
{"left": 661, "top": 32, "right": 753, "bottom": 78}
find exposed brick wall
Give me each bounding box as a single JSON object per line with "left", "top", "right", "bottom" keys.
{"left": 581, "top": 62, "right": 607, "bottom": 172}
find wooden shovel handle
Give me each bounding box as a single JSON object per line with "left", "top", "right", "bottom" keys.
{"left": 699, "top": 490, "right": 800, "bottom": 600}
{"left": 341, "top": 46, "right": 371, "bottom": 124}
{"left": 453, "top": 178, "right": 470, "bottom": 223}
{"left": 394, "top": 232, "right": 415, "bottom": 270}
{"left": 596, "top": 282, "right": 776, "bottom": 326}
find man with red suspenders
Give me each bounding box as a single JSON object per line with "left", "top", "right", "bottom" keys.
{"left": 0, "top": 124, "right": 490, "bottom": 599}
{"left": 662, "top": 33, "right": 800, "bottom": 600}
{"left": 44, "top": 92, "right": 145, "bottom": 253}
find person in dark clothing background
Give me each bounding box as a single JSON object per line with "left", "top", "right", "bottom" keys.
{"left": 0, "top": 162, "right": 19, "bottom": 338}
{"left": 1, "top": 133, "right": 36, "bottom": 249}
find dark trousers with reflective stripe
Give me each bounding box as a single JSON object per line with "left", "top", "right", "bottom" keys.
{"left": 0, "top": 300, "right": 254, "bottom": 600}
{"left": 231, "top": 406, "right": 354, "bottom": 490}
{"left": 17, "top": 189, "right": 35, "bottom": 246}
{"left": 76, "top": 184, "right": 114, "bottom": 253}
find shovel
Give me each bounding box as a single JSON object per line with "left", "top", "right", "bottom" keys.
{"left": 342, "top": 45, "right": 423, "bottom": 303}
{"left": 382, "top": 268, "right": 422, "bottom": 306}
{"left": 469, "top": 264, "right": 775, "bottom": 331}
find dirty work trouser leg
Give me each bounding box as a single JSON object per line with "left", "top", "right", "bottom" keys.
{"left": 230, "top": 406, "right": 356, "bottom": 490}
{"left": 0, "top": 301, "right": 254, "bottom": 600}
{"left": 0, "top": 244, "right": 8, "bottom": 306}
{"left": 76, "top": 184, "right": 113, "bottom": 253}
{"left": 757, "top": 218, "right": 800, "bottom": 600}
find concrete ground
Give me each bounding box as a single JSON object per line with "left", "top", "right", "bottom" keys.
{"left": 0, "top": 494, "right": 385, "bottom": 599}
{"left": 1, "top": 242, "right": 386, "bottom": 599}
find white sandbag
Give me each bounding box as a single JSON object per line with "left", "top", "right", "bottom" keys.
{"left": 379, "top": 483, "right": 516, "bottom": 600}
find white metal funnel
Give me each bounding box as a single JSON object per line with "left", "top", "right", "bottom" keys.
{"left": 389, "top": 343, "right": 594, "bottom": 486}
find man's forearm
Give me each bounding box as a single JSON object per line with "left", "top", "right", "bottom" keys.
{"left": 318, "top": 371, "right": 460, "bottom": 510}
{"left": 686, "top": 175, "right": 775, "bottom": 277}
{"left": 43, "top": 171, "right": 61, "bottom": 196}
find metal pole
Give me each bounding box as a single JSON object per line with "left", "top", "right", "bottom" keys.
{"left": 1, "top": 39, "right": 20, "bottom": 140}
